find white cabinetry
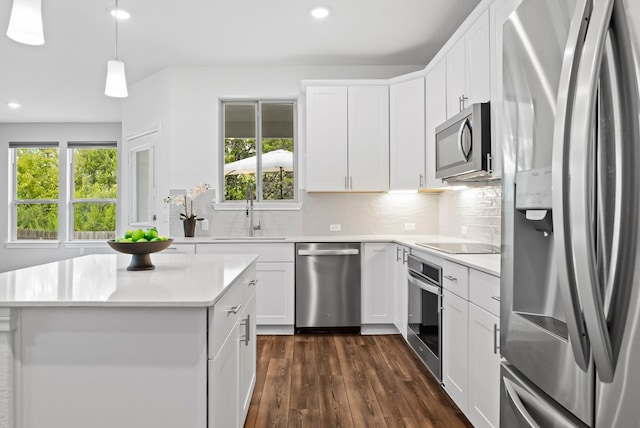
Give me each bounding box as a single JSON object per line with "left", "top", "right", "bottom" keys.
{"left": 197, "top": 243, "right": 294, "bottom": 332}
{"left": 209, "top": 265, "right": 257, "bottom": 427}
{"left": 362, "top": 243, "right": 395, "bottom": 325}
{"left": 467, "top": 269, "right": 501, "bottom": 428}
{"left": 446, "top": 9, "right": 491, "bottom": 118}
{"left": 425, "top": 58, "right": 448, "bottom": 189}
{"left": 306, "top": 84, "right": 389, "bottom": 192}
{"left": 392, "top": 245, "right": 409, "bottom": 337}
{"left": 389, "top": 75, "right": 426, "bottom": 190}
{"left": 442, "top": 288, "right": 469, "bottom": 414}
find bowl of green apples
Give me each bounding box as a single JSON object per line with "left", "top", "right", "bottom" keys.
{"left": 107, "top": 228, "right": 173, "bottom": 271}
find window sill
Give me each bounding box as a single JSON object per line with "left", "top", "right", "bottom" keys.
{"left": 5, "top": 241, "right": 60, "bottom": 249}
{"left": 213, "top": 202, "right": 302, "bottom": 211}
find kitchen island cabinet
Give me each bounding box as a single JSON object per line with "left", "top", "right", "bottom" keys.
{"left": 0, "top": 253, "right": 257, "bottom": 428}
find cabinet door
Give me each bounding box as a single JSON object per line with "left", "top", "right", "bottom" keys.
{"left": 306, "top": 86, "right": 348, "bottom": 191}
{"left": 466, "top": 9, "right": 491, "bottom": 105}
{"left": 362, "top": 243, "right": 395, "bottom": 324}
{"left": 392, "top": 245, "right": 409, "bottom": 337}
{"left": 255, "top": 262, "right": 294, "bottom": 325}
{"left": 347, "top": 86, "right": 390, "bottom": 191}
{"left": 446, "top": 37, "right": 467, "bottom": 118}
{"left": 239, "top": 292, "right": 257, "bottom": 425}
{"left": 442, "top": 289, "right": 469, "bottom": 413}
{"left": 209, "top": 328, "right": 240, "bottom": 428}
{"left": 425, "top": 58, "right": 447, "bottom": 189}
{"left": 390, "top": 78, "right": 426, "bottom": 190}
{"left": 468, "top": 303, "right": 500, "bottom": 428}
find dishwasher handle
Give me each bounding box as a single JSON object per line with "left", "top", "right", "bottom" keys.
{"left": 297, "top": 249, "right": 360, "bottom": 256}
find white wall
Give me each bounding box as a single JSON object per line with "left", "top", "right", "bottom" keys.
{"left": 0, "top": 123, "right": 121, "bottom": 272}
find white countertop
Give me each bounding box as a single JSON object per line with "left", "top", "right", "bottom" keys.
{"left": 0, "top": 253, "right": 257, "bottom": 307}
{"left": 173, "top": 234, "right": 501, "bottom": 276}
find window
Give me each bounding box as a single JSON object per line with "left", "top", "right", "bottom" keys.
{"left": 11, "top": 143, "right": 59, "bottom": 240}
{"left": 222, "top": 100, "right": 296, "bottom": 202}
{"left": 9, "top": 141, "right": 118, "bottom": 242}
{"left": 69, "top": 143, "right": 118, "bottom": 240}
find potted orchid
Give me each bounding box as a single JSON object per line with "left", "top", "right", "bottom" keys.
{"left": 166, "top": 183, "right": 209, "bottom": 237}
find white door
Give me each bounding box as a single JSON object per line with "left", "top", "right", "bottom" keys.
{"left": 239, "top": 292, "right": 257, "bottom": 425}
{"left": 255, "top": 262, "right": 294, "bottom": 325}
{"left": 306, "top": 86, "right": 348, "bottom": 191}
{"left": 466, "top": 9, "right": 491, "bottom": 105}
{"left": 468, "top": 303, "right": 500, "bottom": 428}
{"left": 347, "top": 85, "right": 390, "bottom": 191}
{"left": 442, "top": 289, "right": 469, "bottom": 413}
{"left": 390, "top": 77, "right": 426, "bottom": 190}
{"left": 392, "top": 245, "right": 409, "bottom": 337}
{"left": 425, "top": 58, "right": 447, "bottom": 189}
{"left": 446, "top": 37, "right": 467, "bottom": 118}
{"left": 362, "top": 243, "right": 395, "bottom": 324}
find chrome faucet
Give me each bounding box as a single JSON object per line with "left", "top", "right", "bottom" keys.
{"left": 245, "top": 183, "right": 261, "bottom": 237}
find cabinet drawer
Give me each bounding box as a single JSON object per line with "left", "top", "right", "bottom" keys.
{"left": 197, "top": 243, "right": 294, "bottom": 262}
{"left": 208, "top": 268, "right": 255, "bottom": 359}
{"left": 441, "top": 259, "right": 469, "bottom": 300}
{"left": 469, "top": 269, "right": 500, "bottom": 316}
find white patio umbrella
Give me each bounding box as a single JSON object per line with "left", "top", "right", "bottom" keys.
{"left": 223, "top": 149, "right": 293, "bottom": 176}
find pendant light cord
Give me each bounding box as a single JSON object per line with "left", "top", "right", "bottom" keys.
{"left": 115, "top": 0, "right": 119, "bottom": 60}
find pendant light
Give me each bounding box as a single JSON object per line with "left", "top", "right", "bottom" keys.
{"left": 105, "top": 0, "right": 128, "bottom": 98}
{"left": 6, "top": 0, "right": 44, "bottom": 45}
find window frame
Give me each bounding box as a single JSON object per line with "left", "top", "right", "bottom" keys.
{"left": 220, "top": 99, "right": 298, "bottom": 205}
{"left": 67, "top": 141, "right": 118, "bottom": 242}
{"left": 10, "top": 142, "right": 60, "bottom": 242}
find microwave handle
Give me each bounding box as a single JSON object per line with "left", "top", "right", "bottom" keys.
{"left": 457, "top": 118, "right": 472, "bottom": 161}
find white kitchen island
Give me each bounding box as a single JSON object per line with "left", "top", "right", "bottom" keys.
{"left": 0, "top": 253, "right": 257, "bottom": 428}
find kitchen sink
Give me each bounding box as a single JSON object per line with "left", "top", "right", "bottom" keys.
{"left": 211, "top": 236, "right": 287, "bottom": 241}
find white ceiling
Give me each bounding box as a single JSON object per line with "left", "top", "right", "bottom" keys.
{"left": 0, "top": 0, "right": 480, "bottom": 123}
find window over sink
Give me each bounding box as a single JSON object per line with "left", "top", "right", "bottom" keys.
{"left": 221, "top": 100, "right": 297, "bottom": 203}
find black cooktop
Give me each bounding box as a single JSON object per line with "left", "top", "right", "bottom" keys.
{"left": 416, "top": 242, "right": 500, "bottom": 254}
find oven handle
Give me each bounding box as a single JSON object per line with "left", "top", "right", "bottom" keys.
{"left": 408, "top": 271, "right": 441, "bottom": 295}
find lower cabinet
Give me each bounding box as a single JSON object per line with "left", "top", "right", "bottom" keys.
{"left": 362, "top": 243, "right": 395, "bottom": 325}
{"left": 197, "top": 243, "right": 295, "bottom": 329}
{"left": 392, "top": 244, "right": 409, "bottom": 337}
{"left": 208, "top": 265, "right": 257, "bottom": 427}
{"left": 442, "top": 289, "right": 469, "bottom": 413}
{"left": 468, "top": 302, "right": 500, "bottom": 428}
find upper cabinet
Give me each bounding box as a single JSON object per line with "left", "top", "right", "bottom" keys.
{"left": 306, "top": 84, "right": 389, "bottom": 192}
{"left": 425, "top": 58, "right": 448, "bottom": 189}
{"left": 389, "top": 75, "right": 426, "bottom": 190}
{"left": 446, "top": 9, "right": 491, "bottom": 119}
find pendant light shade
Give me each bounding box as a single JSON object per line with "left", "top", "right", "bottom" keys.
{"left": 6, "top": 0, "right": 44, "bottom": 45}
{"left": 105, "top": 59, "right": 128, "bottom": 98}
{"left": 105, "top": 0, "right": 128, "bottom": 98}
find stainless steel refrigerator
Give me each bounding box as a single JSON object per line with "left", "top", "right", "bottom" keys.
{"left": 500, "top": 0, "right": 640, "bottom": 426}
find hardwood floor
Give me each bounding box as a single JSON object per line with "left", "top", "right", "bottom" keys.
{"left": 245, "top": 334, "right": 472, "bottom": 428}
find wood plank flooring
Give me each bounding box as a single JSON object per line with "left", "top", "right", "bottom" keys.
{"left": 245, "top": 334, "right": 472, "bottom": 428}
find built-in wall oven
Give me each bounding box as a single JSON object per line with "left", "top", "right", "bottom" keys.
{"left": 407, "top": 254, "right": 443, "bottom": 381}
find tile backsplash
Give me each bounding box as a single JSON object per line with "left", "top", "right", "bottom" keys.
{"left": 167, "top": 185, "right": 502, "bottom": 244}
{"left": 438, "top": 185, "right": 502, "bottom": 246}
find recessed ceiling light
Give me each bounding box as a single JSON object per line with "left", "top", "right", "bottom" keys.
{"left": 311, "top": 6, "right": 330, "bottom": 19}
{"left": 8, "top": 102, "right": 21, "bottom": 109}
{"left": 110, "top": 8, "right": 130, "bottom": 20}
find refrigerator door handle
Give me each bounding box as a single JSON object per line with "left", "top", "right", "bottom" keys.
{"left": 503, "top": 377, "right": 541, "bottom": 428}
{"left": 550, "top": 0, "right": 592, "bottom": 371}
{"left": 568, "top": 0, "right": 618, "bottom": 382}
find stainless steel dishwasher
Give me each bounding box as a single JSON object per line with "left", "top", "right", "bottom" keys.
{"left": 295, "top": 242, "right": 361, "bottom": 333}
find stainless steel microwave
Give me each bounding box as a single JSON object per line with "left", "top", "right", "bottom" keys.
{"left": 435, "top": 102, "right": 491, "bottom": 181}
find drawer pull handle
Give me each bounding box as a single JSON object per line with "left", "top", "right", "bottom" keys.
{"left": 491, "top": 295, "right": 501, "bottom": 302}
{"left": 493, "top": 323, "right": 501, "bottom": 355}
{"left": 444, "top": 275, "right": 457, "bottom": 282}
{"left": 249, "top": 280, "right": 258, "bottom": 286}
{"left": 228, "top": 305, "right": 242, "bottom": 314}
